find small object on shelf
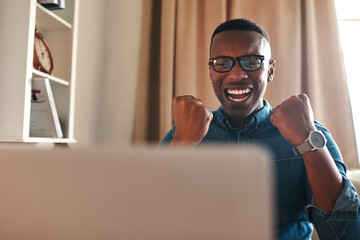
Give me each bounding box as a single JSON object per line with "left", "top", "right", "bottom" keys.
{"left": 30, "top": 77, "right": 63, "bottom": 138}
{"left": 37, "top": 0, "right": 65, "bottom": 10}
{"left": 33, "top": 28, "right": 54, "bottom": 75}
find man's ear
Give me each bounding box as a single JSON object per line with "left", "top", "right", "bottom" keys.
{"left": 267, "top": 59, "right": 276, "bottom": 82}
{"left": 208, "top": 61, "right": 212, "bottom": 78}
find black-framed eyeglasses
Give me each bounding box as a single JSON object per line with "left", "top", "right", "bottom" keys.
{"left": 209, "top": 54, "right": 266, "bottom": 73}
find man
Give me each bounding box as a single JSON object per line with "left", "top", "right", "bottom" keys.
{"left": 160, "top": 19, "right": 360, "bottom": 239}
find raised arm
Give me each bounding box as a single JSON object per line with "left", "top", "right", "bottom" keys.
{"left": 270, "top": 94, "right": 343, "bottom": 212}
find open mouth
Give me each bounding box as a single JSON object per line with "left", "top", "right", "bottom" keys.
{"left": 225, "top": 88, "right": 252, "bottom": 102}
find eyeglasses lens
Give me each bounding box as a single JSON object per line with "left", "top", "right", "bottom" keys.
{"left": 213, "top": 58, "right": 233, "bottom": 72}
{"left": 241, "top": 56, "right": 262, "bottom": 71}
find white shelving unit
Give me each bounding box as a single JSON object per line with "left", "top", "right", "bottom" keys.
{"left": 0, "top": 0, "right": 78, "bottom": 143}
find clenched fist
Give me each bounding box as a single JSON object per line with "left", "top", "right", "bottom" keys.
{"left": 171, "top": 95, "right": 213, "bottom": 146}
{"left": 270, "top": 94, "right": 317, "bottom": 146}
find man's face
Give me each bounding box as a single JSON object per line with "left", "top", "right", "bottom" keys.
{"left": 209, "top": 30, "right": 275, "bottom": 119}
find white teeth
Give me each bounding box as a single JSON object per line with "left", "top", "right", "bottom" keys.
{"left": 227, "top": 88, "right": 251, "bottom": 95}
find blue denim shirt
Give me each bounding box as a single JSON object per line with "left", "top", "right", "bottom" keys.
{"left": 160, "top": 100, "right": 360, "bottom": 239}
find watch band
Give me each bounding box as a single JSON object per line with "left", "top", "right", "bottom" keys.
{"left": 292, "top": 141, "right": 312, "bottom": 156}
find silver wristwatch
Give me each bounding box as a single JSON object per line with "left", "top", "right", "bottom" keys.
{"left": 292, "top": 130, "right": 327, "bottom": 156}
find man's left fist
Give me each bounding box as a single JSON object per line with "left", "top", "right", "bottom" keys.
{"left": 270, "top": 94, "right": 317, "bottom": 146}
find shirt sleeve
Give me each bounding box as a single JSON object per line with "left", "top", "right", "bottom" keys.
{"left": 305, "top": 123, "right": 360, "bottom": 239}
{"left": 305, "top": 178, "right": 360, "bottom": 239}
{"left": 159, "top": 127, "right": 175, "bottom": 146}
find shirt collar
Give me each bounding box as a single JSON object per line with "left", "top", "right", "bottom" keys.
{"left": 215, "top": 100, "right": 273, "bottom": 130}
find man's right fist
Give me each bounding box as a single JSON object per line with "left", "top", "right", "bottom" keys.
{"left": 171, "top": 95, "right": 213, "bottom": 146}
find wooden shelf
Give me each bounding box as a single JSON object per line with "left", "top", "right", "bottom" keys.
{"left": 32, "top": 69, "right": 70, "bottom": 86}
{"left": 36, "top": 3, "right": 72, "bottom": 30}
{"left": 24, "top": 137, "right": 76, "bottom": 143}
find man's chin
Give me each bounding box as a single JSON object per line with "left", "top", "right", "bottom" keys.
{"left": 224, "top": 96, "right": 251, "bottom": 110}
{"left": 222, "top": 99, "right": 263, "bottom": 119}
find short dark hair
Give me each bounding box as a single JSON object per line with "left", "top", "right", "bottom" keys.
{"left": 210, "top": 18, "right": 270, "bottom": 55}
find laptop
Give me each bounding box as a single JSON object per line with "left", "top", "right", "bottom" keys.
{"left": 0, "top": 145, "right": 274, "bottom": 240}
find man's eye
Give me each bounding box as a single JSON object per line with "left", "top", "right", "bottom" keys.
{"left": 248, "top": 61, "right": 261, "bottom": 66}
{"left": 215, "top": 61, "right": 232, "bottom": 67}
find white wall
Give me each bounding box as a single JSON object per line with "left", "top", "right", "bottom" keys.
{"left": 72, "top": 0, "right": 142, "bottom": 148}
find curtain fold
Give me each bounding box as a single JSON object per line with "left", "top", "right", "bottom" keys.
{"left": 300, "top": 0, "right": 358, "bottom": 168}
{"left": 133, "top": 0, "right": 358, "bottom": 167}
{"left": 132, "top": 0, "right": 162, "bottom": 143}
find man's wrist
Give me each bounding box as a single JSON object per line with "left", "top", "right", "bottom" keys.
{"left": 293, "top": 130, "right": 327, "bottom": 156}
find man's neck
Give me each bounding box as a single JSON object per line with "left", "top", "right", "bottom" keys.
{"left": 223, "top": 100, "right": 265, "bottom": 129}
{"left": 227, "top": 113, "right": 255, "bottom": 130}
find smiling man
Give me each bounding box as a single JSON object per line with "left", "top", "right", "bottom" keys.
{"left": 160, "top": 19, "right": 360, "bottom": 239}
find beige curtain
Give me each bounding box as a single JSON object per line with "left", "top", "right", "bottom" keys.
{"left": 133, "top": 0, "right": 358, "bottom": 168}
